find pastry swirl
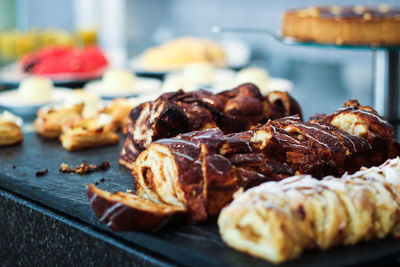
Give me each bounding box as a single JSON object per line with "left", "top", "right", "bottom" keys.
{"left": 218, "top": 157, "right": 400, "bottom": 263}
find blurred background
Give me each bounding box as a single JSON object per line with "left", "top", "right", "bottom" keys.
{"left": 0, "top": 0, "right": 399, "bottom": 119}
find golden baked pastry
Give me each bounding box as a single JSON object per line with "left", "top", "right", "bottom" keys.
{"left": 142, "top": 36, "right": 226, "bottom": 70}
{"left": 0, "top": 111, "right": 24, "bottom": 146}
{"left": 218, "top": 157, "right": 400, "bottom": 263}
{"left": 60, "top": 113, "right": 119, "bottom": 151}
{"left": 100, "top": 98, "right": 135, "bottom": 133}
{"left": 34, "top": 103, "right": 84, "bottom": 139}
{"left": 282, "top": 5, "right": 400, "bottom": 45}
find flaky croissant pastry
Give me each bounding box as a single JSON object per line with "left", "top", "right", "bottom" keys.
{"left": 34, "top": 103, "right": 84, "bottom": 139}
{"left": 218, "top": 157, "right": 400, "bottom": 263}
{"left": 60, "top": 113, "right": 119, "bottom": 151}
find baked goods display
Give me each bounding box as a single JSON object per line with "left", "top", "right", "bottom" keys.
{"left": 88, "top": 100, "right": 399, "bottom": 231}
{"left": 0, "top": 110, "right": 24, "bottom": 146}
{"left": 218, "top": 156, "right": 400, "bottom": 263}
{"left": 141, "top": 37, "right": 226, "bottom": 70}
{"left": 119, "top": 83, "right": 301, "bottom": 169}
{"left": 2, "top": 8, "right": 400, "bottom": 263}
{"left": 282, "top": 5, "right": 400, "bottom": 46}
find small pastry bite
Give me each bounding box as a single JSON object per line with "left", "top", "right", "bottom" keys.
{"left": 101, "top": 69, "right": 136, "bottom": 94}
{"left": 0, "top": 110, "right": 24, "bottom": 146}
{"left": 18, "top": 76, "right": 54, "bottom": 103}
{"left": 235, "top": 67, "right": 269, "bottom": 92}
{"left": 60, "top": 112, "right": 119, "bottom": 151}
{"left": 34, "top": 103, "right": 84, "bottom": 139}
{"left": 100, "top": 98, "right": 136, "bottom": 132}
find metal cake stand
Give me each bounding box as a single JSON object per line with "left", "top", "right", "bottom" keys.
{"left": 213, "top": 27, "right": 400, "bottom": 127}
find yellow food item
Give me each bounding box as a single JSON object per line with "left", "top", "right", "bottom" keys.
{"left": 60, "top": 113, "right": 119, "bottom": 151}
{"left": 0, "top": 111, "right": 24, "bottom": 146}
{"left": 34, "top": 103, "right": 84, "bottom": 139}
{"left": 142, "top": 37, "right": 226, "bottom": 70}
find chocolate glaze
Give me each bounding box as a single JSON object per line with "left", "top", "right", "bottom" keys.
{"left": 137, "top": 100, "right": 399, "bottom": 225}
{"left": 91, "top": 100, "right": 400, "bottom": 231}
{"left": 120, "top": 84, "right": 302, "bottom": 167}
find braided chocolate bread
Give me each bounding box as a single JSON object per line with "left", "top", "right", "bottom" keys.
{"left": 87, "top": 101, "right": 399, "bottom": 230}
{"left": 119, "top": 83, "right": 301, "bottom": 169}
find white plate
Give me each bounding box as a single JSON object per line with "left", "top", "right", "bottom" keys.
{"left": 0, "top": 88, "right": 74, "bottom": 115}
{"left": 84, "top": 77, "right": 162, "bottom": 99}
{"left": 129, "top": 39, "right": 251, "bottom": 75}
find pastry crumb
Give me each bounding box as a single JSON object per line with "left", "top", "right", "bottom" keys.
{"left": 36, "top": 168, "right": 48, "bottom": 177}
{"left": 59, "top": 161, "right": 110, "bottom": 174}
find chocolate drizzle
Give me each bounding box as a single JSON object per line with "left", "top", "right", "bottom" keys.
{"left": 120, "top": 84, "right": 302, "bottom": 169}
{"left": 132, "top": 100, "right": 399, "bottom": 225}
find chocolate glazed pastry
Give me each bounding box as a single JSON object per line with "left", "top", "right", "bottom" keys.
{"left": 88, "top": 100, "right": 399, "bottom": 231}
{"left": 119, "top": 83, "right": 302, "bottom": 169}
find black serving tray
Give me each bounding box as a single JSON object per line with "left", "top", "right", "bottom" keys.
{"left": 1, "top": 132, "right": 400, "bottom": 266}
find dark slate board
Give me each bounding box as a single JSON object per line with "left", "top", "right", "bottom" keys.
{"left": 1, "top": 132, "right": 400, "bottom": 266}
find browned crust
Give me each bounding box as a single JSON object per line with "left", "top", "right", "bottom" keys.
{"left": 61, "top": 130, "right": 119, "bottom": 151}
{"left": 0, "top": 121, "right": 24, "bottom": 146}
{"left": 86, "top": 184, "right": 186, "bottom": 231}
{"left": 34, "top": 104, "right": 83, "bottom": 139}
{"left": 282, "top": 6, "right": 400, "bottom": 45}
